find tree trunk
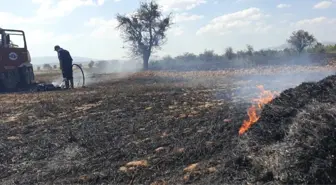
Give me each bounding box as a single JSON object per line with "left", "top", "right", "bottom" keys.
{"left": 142, "top": 50, "right": 150, "bottom": 71}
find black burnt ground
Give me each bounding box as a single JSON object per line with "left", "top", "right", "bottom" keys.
{"left": 0, "top": 74, "right": 248, "bottom": 185}
{"left": 242, "top": 74, "right": 336, "bottom": 184}
{"left": 0, "top": 69, "right": 335, "bottom": 185}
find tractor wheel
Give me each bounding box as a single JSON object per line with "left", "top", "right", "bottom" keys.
{"left": 26, "top": 66, "right": 35, "bottom": 84}
{"left": 2, "top": 69, "right": 20, "bottom": 90}
{"left": 18, "top": 66, "right": 35, "bottom": 88}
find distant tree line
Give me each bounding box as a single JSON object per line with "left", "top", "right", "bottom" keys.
{"left": 114, "top": 1, "right": 336, "bottom": 71}
{"left": 39, "top": 30, "right": 336, "bottom": 72}
{"left": 39, "top": 60, "right": 111, "bottom": 71}
{"left": 149, "top": 30, "right": 336, "bottom": 71}
{"left": 39, "top": 1, "right": 336, "bottom": 72}
{"left": 87, "top": 60, "right": 117, "bottom": 69}
{"left": 38, "top": 63, "right": 84, "bottom": 71}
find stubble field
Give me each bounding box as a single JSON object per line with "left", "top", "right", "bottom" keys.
{"left": 1, "top": 65, "right": 336, "bottom": 184}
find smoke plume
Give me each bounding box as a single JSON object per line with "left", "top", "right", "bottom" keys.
{"left": 51, "top": 59, "right": 143, "bottom": 87}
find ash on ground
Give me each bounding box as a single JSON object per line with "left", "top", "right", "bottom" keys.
{"left": 238, "top": 74, "right": 336, "bottom": 184}
{"left": 1, "top": 70, "right": 336, "bottom": 185}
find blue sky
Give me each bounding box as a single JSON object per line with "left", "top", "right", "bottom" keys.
{"left": 1, "top": 0, "right": 335, "bottom": 60}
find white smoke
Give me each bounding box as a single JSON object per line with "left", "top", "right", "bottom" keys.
{"left": 51, "top": 59, "right": 143, "bottom": 87}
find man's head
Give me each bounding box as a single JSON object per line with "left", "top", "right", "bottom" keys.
{"left": 54, "top": 45, "right": 61, "bottom": 51}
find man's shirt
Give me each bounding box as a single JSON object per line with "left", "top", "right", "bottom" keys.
{"left": 57, "top": 48, "right": 73, "bottom": 69}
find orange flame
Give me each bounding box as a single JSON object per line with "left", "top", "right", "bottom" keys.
{"left": 239, "top": 85, "right": 279, "bottom": 135}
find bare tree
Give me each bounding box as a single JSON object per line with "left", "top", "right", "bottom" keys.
{"left": 175, "top": 52, "right": 197, "bottom": 61}
{"left": 199, "top": 50, "right": 218, "bottom": 62}
{"left": 96, "top": 60, "right": 109, "bottom": 69}
{"left": 311, "top": 42, "right": 326, "bottom": 53}
{"left": 287, "top": 30, "right": 316, "bottom": 53}
{"left": 43, "top": 64, "right": 52, "bottom": 70}
{"left": 88, "top": 61, "right": 95, "bottom": 68}
{"left": 225, "top": 47, "right": 235, "bottom": 60}
{"left": 246, "top": 44, "right": 254, "bottom": 56}
{"left": 116, "top": 1, "right": 172, "bottom": 70}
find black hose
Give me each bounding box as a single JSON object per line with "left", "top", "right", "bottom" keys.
{"left": 72, "top": 63, "right": 85, "bottom": 87}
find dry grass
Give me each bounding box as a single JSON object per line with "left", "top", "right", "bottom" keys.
{"left": 240, "top": 75, "right": 336, "bottom": 184}
{"left": 0, "top": 65, "right": 335, "bottom": 184}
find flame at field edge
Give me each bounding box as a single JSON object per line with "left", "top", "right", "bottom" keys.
{"left": 239, "top": 85, "right": 279, "bottom": 135}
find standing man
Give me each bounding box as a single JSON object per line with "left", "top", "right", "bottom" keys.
{"left": 54, "top": 45, "right": 74, "bottom": 89}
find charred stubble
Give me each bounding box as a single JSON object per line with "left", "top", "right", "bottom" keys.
{"left": 0, "top": 68, "right": 335, "bottom": 184}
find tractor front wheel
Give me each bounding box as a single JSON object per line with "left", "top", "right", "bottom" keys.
{"left": 18, "top": 66, "right": 35, "bottom": 88}
{"left": 1, "top": 69, "right": 20, "bottom": 91}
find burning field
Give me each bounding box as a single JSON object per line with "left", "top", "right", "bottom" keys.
{"left": 0, "top": 65, "right": 336, "bottom": 184}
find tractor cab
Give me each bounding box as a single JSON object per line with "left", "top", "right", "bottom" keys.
{"left": 0, "top": 28, "right": 30, "bottom": 61}
{"left": 0, "top": 28, "right": 35, "bottom": 90}
{"left": 0, "top": 32, "right": 13, "bottom": 47}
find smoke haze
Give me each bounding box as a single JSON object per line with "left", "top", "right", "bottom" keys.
{"left": 51, "top": 59, "right": 143, "bottom": 87}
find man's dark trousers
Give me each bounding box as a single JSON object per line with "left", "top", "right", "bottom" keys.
{"left": 58, "top": 48, "right": 73, "bottom": 88}
{"left": 62, "top": 65, "right": 73, "bottom": 80}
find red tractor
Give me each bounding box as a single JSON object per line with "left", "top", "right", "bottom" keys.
{"left": 0, "top": 28, "right": 35, "bottom": 91}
